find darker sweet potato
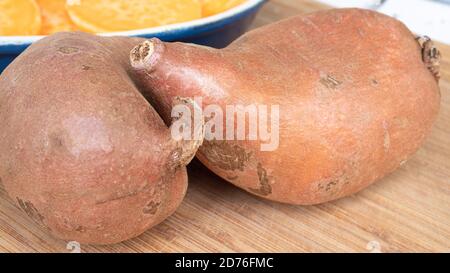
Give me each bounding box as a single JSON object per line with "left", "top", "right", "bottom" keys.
{"left": 131, "top": 8, "right": 441, "bottom": 205}
{"left": 0, "top": 32, "right": 203, "bottom": 244}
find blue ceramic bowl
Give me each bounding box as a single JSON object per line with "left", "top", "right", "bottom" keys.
{"left": 0, "top": 0, "right": 266, "bottom": 73}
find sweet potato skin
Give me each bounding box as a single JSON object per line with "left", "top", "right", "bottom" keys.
{"left": 131, "top": 9, "right": 441, "bottom": 204}
{"left": 0, "top": 32, "right": 189, "bottom": 244}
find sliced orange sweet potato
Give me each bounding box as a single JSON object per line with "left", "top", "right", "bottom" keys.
{"left": 202, "top": 0, "right": 247, "bottom": 17}
{"left": 66, "top": 0, "right": 202, "bottom": 33}
{"left": 36, "top": 0, "right": 76, "bottom": 35}
{"left": 0, "top": 0, "right": 41, "bottom": 36}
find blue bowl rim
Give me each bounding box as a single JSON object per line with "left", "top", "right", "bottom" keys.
{"left": 0, "top": 0, "right": 267, "bottom": 50}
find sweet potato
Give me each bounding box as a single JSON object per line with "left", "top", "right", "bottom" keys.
{"left": 0, "top": 32, "right": 203, "bottom": 244}
{"left": 131, "top": 9, "right": 441, "bottom": 205}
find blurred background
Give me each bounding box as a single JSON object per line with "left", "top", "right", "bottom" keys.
{"left": 1, "top": 0, "right": 449, "bottom": 72}
{"left": 316, "top": 0, "right": 450, "bottom": 44}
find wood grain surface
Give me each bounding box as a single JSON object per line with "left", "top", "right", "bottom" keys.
{"left": 0, "top": 0, "right": 449, "bottom": 253}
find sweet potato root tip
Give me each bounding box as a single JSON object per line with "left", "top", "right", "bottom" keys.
{"left": 131, "top": 41, "right": 154, "bottom": 62}
{"left": 417, "top": 36, "right": 441, "bottom": 81}
{"left": 130, "top": 39, "right": 164, "bottom": 71}
{"left": 168, "top": 97, "right": 206, "bottom": 169}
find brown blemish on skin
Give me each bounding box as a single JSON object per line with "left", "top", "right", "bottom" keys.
{"left": 200, "top": 141, "right": 252, "bottom": 172}
{"left": 320, "top": 74, "right": 342, "bottom": 89}
{"left": 16, "top": 197, "right": 47, "bottom": 229}
{"left": 318, "top": 180, "right": 338, "bottom": 192}
{"left": 58, "top": 46, "right": 79, "bottom": 54}
{"left": 95, "top": 190, "right": 141, "bottom": 205}
{"left": 266, "top": 44, "right": 283, "bottom": 59}
{"left": 97, "top": 174, "right": 168, "bottom": 214}
{"left": 248, "top": 163, "right": 272, "bottom": 196}
{"left": 371, "top": 79, "right": 379, "bottom": 86}
{"left": 75, "top": 226, "right": 86, "bottom": 233}
{"left": 167, "top": 147, "right": 184, "bottom": 171}
{"left": 82, "top": 65, "right": 91, "bottom": 71}
{"left": 50, "top": 134, "right": 65, "bottom": 149}
{"left": 143, "top": 201, "right": 161, "bottom": 215}
{"left": 317, "top": 165, "right": 354, "bottom": 196}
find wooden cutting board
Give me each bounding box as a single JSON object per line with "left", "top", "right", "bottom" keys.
{"left": 0, "top": 0, "right": 449, "bottom": 253}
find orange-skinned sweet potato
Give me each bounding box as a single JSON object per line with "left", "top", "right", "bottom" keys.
{"left": 0, "top": 32, "right": 203, "bottom": 244}
{"left": 131, "top": 9, "right": 441, "bottom": 205}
